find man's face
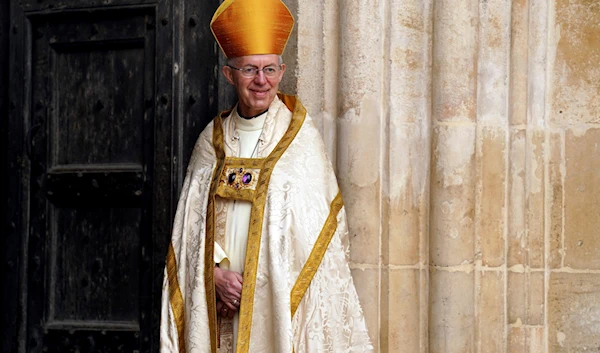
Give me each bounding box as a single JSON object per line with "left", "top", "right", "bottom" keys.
{"left": 222, "top": 54, "right": 286, "bottom": 117}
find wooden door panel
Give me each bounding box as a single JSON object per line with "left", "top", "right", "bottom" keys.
{"left": 19, "top": 0, "right": 157, "bottom": 12}
{"left": 43, "top": 330, "right": 139, "bottom": 353}
{"left": 27, "top": 6, "right": 156, "bottom": 353}
{"left": 44, "top": 168, "right": 146, "bottom": 206}
{"left": 52, "top": 44, "right": 146, "bottom": 166}
{"left": 4, "top": 0, "right": 221, "bottom": 351}
{"left": 50, "top": 207, "right": 141, "bottom": 323}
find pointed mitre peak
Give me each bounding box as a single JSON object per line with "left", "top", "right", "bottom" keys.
{"left": 210, "top": 0, "right": 295, "bottom": 58}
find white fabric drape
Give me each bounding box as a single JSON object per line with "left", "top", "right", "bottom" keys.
{"left": 160, "top": 95, "right": 373, "bottom": 353}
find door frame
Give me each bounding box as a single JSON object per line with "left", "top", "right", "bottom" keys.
{"left": 1, "top": 0, "right": 15, "bottom": 351}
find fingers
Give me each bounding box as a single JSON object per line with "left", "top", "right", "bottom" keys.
{"left": 218, "top": 303, "right": 237, "bottom": 318}
{"left": 231, "top": 271, "right": 243, "bottom": 284}
{"left": 214, "top": 267, "right": 244, "bottom": 317}
{"left": 214, "top": 268, "right": 243, "bottom": 304}
{"left": 223, "top": 297, "right": 240, "bottom": 311}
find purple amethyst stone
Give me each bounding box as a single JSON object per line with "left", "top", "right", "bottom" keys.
{"left": 228, "top": 172, "right": 236, "bottom": 184}
{"left": 242, "top": 173, "right": 252, "bottom": 184}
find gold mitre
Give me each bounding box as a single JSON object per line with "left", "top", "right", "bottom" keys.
{"left": 210, "top": 0, "right": 294, "bottom": 58}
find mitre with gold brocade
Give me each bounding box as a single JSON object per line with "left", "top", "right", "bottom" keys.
{"left": 210, "top": 0, "right": 294, "bottom": 58}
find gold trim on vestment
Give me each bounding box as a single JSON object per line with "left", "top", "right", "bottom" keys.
{"left": 215, "top": 157, "right": 265, "bottom": 202}
{"left": 205, "top": 117, "right": 228, "bottom": 353}
{"left": 235, "top": 95, "right": 307, "bottom": 353}
{"left": 166, "top": 243, "right": 186, "bottom": 353}
{"left": 290, "top": 191, "right": 344, "bottom": 317}
{"left": 201, "top": 95, "right": 306, "bottom": 353}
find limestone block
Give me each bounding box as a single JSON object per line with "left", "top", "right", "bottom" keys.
{"left": 476, "top": 270, "right": 505, "bottom": 353}
{"left": 386, "top": 123, "right": 429, "bottom": 266}
{"left": 548, "top": 131, "right": 564, "bottom": 269}
{"left": 527, "top": 0, "right": 549, "bottom": 127}
{"left": 430, "top": 124, "right": 476, "bottom": 266}
{"left": 508, "top": 271, "right": 544, "bottom": 326}
{"left": 351, "top": 268, "right": 379, "bottom": 351}
{"left": 294, "top": 0, "right": 340, "bottom": 157}
{"left": 388, "top": 0, "right": 432, "bottom": 124}
{"left": 342, "top": 180, "right": 380, "bottom": 265}
{"left": 508, "top": 128, "right": 527, "bottom": 266}
{"left": 564, "top": 128, "right": 600, "bottom": 269}
{"left": 508, "top": 326, "right": 545, "bottom": 353}
{"left": 338, "top": 0, "right": 383, "bottom": 113}
{"left": 526, "top": 130, "right": 545, "bottom": 268}
{"left": 476, "top": 0, "right": 510, "bottom": 125}
{"left": 476, "top": 126, "right": 507, "bottom": 267}
{"left": 507, "top": 128, "right": 545, "bottom": 268}
{"left": 509, "top": 0, "right": 529, "bottom": 126}
{"left": 528, "top": 271, "right": 545, "bottom": 326}
{"left": 336, "top": 0, "right": 384, "bottom": 266}
{"left": 508, "top": 271, "right": 526, "bottom": 325}
{"left": 430, "top": 270, "right": 475, "bottom": 353}
{"left": 382, "top": 269, "right": 426, "bottom": 353}
{"left": 549, "top": 272, "right": 600, "bottom": 352}
{"left": 292, "top": 0, "right": 322, "bottom": 114}
{"left": 551, "top": 0, "right": 600, "bottom": 125}
{"left": 338, "top": 99, "right": 381, "bottom": 265}
{"left": 432, "top": 0, "right": 478, "bottom": 123}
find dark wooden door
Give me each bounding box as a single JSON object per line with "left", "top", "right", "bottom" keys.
{"left": 2, "top": 0, "right": 222, "bottom": 352}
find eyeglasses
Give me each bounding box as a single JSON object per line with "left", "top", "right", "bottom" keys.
{"left": 227, "top": 65, "right": 281, "bottom": 78}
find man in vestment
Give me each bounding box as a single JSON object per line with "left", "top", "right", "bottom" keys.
{"left": 160, "top": 0, "right": 373, "bottom": 352}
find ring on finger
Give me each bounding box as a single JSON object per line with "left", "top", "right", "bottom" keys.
{"left": 233, "top": 299, "right": 239, "bottom": 306}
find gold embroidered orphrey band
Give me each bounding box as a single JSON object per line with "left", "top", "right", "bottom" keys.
{"left": 287, "top": 190, "right": 344, "bottom": 352}
{"left": 290, "top": 190, "right": 344, "bottom": 317}
{"left": 208, "top": 94, "right": 307, "bottom": 353}
{"left": 167, "top": 243, "right": 186, "bottom": 352}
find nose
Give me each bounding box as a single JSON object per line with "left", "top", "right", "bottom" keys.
{"left": 253, "top": 70, "right": 267, "bottom": 84}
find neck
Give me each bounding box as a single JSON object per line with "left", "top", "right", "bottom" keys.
{"left": 237, "top": 107, "right": 268, "bottom": 120}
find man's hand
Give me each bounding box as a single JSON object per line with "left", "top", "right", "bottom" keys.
{"left": 214, "top": 266, "right": 242, "bottom": 318}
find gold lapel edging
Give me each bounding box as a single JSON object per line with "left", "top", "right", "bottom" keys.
{"left": 290, "top": 190, "right": 344, "bottom": 317}
{"left": 235, "top": 95, "right": 306, "bottom": 353}
{"left": 167, "top": 243, "right": 186, "bottom": 353}
{"left": 205, "top": 115, "right": 228, "bottom": 353}
{"left": 203, "top": 95, "right": 307, "bottom": 353}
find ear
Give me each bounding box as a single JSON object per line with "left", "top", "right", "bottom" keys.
{"left": 279, "top": 63, "right": 286, "bottom": 78}
{"left": 222, "top": 65, "right": 235, "bottom": 85}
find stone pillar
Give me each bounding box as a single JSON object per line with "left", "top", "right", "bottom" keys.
{"left": 547, "top": 0, "right": 600, "bottom": 351}
{"left": 335, "top": 1, "right": 385, "bottom": 349}
{"left": 380, "top": 1, "right": 432, "bottom": 352}
{"left": 284, "top": 0, "right": 600, "bottom": 351}
{"left": 429, "top": 1, "right": 478, "bottom": 352}
{"left": 507, "top": 0, "right": 547, "bottom": 350}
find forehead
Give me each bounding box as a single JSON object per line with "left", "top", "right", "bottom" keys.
{"left": 233, "top": 54, "right": 280, "bottom": 67}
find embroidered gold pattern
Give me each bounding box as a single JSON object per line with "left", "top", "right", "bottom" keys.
{"left": 236, "top": 95, "right": 306, "bottom": 353}
{"left": 222, "top": 167, "right": 260, "bottom": 190}
{"left": 290, "top": 191, "right": 344, "bottom": 317}
{"left": 216, "top": 161, "right": 263, "bottom": 202}
{"left": 204, "top": 95, "right": 306, "bottom": 353}
{"left": 167, "top": 242, "right": 186, "bottom": 353}
{"left": 205, "top": 114, "right": 228, "bottom": 353}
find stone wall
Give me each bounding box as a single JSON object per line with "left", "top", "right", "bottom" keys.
{"left": 282, "top": 0, "right": 600, "bottom": 352}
